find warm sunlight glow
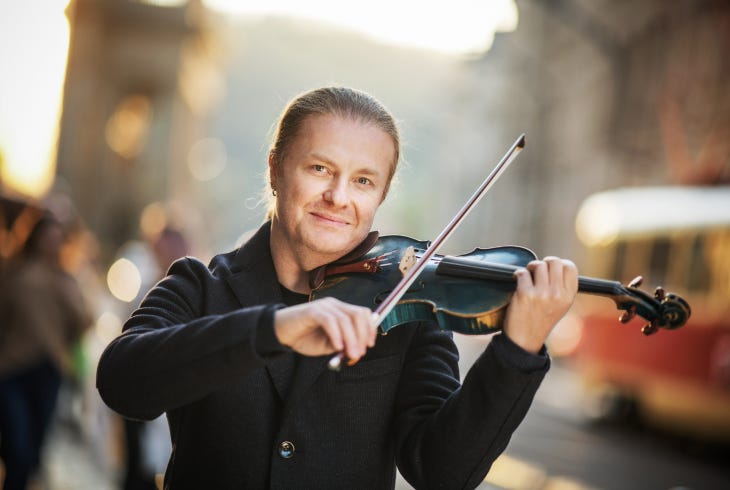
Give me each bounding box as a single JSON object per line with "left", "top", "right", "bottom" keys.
{"left": 0, "top": 1, "right": 70, "bottom": 198}
{"left": 203, "top": 0, "right": 518, "bottom": 55}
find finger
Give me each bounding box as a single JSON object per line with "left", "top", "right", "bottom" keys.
{"left": 326, "top": 300, "right": 368, "bottom": 361}
{"left": 352, "top": 305, "right": 377, "bottom": 348}
{"left": 313, "top": 304, "right": 346, "bottom": 352}
{"left": 315, "top": 299, "right": 374, "bottom": 361}
{"left": 561, "top": 258, "right": 578, "bottom": 291}
{"left": 543, "top": 256, "right": 578, "bottom": 292}
{"left": 543, "top": 256, "right": 564, "bottom": 290}
{"left": 513, "top": 266, "right": 534, "bottom": 291}
{"left": 323, "top": 300, "right": 362, "bottom": 360}
{"left": 526, "top": 259, "right": 548, "bottom": 288}
{"left": 336, "top": 300, "right": 377, "bottom": 352}
{"left": 348, "top": 312, "right": 376, "bottom": 359}
{"left": 368, "top": 312, "right": 379, "bottom": 346}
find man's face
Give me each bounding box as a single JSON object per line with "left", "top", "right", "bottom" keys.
{"left": 270, "top": 114, "right": 395, "bottom": 269}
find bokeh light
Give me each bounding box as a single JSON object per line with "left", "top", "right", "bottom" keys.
{"left": 95, "top": 310, "right": 124, "bottom": 346}
{"left": 187, "top": 137, "right": 227, "bottom": 181}
{"left": 140, "top": 202, "right": 170, "bottom": 239}
{"left": 105, "top": 95, "right": 153, "bottom": 159}
{"left": 106, "top": 257, "right": 142, "bottom": 302}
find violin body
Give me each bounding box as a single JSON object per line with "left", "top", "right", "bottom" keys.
{"left": 311, "top": 235, "right": 537, "bottom": 335}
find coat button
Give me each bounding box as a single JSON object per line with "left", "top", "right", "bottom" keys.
{"left": 278, "top": 440, "right": 295, "bottom": 459}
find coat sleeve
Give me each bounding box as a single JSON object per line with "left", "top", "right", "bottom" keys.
{"left": 394, "top": 325, "right": 549, "bottom": 490}
{"left": 96, "top": 257, "right": 288, "bottom": 420}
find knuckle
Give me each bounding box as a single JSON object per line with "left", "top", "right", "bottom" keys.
{"left": 513, "top": 267, "right": 528, "bottom": 277}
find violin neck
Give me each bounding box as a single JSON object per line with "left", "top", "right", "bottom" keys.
{"left": 437, "top": 256, "right": 627, "bottom": 298}
{"left": 576, "top": 276, "right": 628, "bottom": 297}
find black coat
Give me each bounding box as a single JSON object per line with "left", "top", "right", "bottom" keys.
{"left": 97, "top": 223, "right": 549, "bottom": 489}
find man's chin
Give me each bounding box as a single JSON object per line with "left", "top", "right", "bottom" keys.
{"left": 305, "top": 231, "right": 363, "bottom": 259}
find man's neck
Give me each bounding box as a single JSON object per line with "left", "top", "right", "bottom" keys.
{"left": 271, "top": 254, "right": 311, "bottom": 294}
{"left": 269, "top": 222, "right": 322, "bottom": 294}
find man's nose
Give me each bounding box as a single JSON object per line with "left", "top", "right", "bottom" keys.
{"left": 324, "top": 178, "right": 348, "bottom": 206}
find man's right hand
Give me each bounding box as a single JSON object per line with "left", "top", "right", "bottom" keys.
{"left": 274, "top": 297, "right": 377, "bottom": 361}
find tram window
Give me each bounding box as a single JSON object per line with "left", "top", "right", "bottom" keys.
{"left": 649, "top": 237, "right": 670, "bottom": 286}
{"left": 687, "top": 234, "right": 711, "bottom": 292}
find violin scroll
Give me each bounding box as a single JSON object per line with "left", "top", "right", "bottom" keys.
{"left": 612, "top": 278, "right": 691, "bottom": 336}
{"left": 639, "top": 290, "right": 691, "bottom": 335}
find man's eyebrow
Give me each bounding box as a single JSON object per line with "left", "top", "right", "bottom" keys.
{"left": 309, "top": 152, "right": 334, "bottom": 165}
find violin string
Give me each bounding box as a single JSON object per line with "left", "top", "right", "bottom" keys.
{"left": 375, "top": 251, "right": 398, "bottom": 269}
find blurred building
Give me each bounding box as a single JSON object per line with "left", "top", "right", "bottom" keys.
{"left": 461, "top": 0, "right": 730, "bottom": 260}
{"left": 56, "top": 0, "right": 221, "bottom": 265}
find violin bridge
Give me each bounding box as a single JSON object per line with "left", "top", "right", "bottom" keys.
{"left": 398, "top": 246, "right": 417, "bottom": 276}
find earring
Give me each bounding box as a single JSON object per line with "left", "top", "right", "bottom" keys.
{"left": 272, "top": 189, "right": 277, "bottom": 197}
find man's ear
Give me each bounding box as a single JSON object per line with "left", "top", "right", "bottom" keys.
{"left": 268, "top": 151, "right": 277, "bottom": 191}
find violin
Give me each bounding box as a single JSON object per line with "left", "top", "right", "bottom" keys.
{"left": 315, "top": 134, "right": 691, "bottom": 370}
{"left": 311, "top": 234, "right": 691, "bottom": 336}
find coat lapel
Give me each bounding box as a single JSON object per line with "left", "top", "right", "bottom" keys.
{"left": 223, "top": 222, "right": 329, "bottom": 403}
{"left": 224, "top": 223, "right": 281, "bottom": 308}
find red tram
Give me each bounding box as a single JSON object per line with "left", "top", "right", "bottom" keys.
{"left": 563, "top": 186, "right": 730, "bottom": 442}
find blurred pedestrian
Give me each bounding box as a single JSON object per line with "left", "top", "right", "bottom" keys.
{"left": 122, "top": 226, "right": 188, "bottom": 490}
{"left": 0, "top": 213, "right": 92, "bottom": 490}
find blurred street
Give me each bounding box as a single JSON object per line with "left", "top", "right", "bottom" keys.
{"left": 505, "top": 360, "right": 730, "bottom": 490}
{"left": 43, "top": 422, "right": 115, "bottom": 490}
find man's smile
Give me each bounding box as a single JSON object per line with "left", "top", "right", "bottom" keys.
{"left": 309, "top": 211, "right": 351, "bottom": 226}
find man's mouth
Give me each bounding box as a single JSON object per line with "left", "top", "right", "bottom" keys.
{"left": 310, "top": 212, "right": 350, "bottom": 226}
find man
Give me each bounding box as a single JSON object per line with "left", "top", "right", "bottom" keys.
{"left": 97, "top": 86, "right": 578, "bottom": 489}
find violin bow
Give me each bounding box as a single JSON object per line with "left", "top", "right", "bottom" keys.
{"left": 328, "top": 133, "right": 526, "bottom": 371}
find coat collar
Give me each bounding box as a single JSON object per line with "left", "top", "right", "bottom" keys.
{"left": 226, "top": 222, "right": 281, "bottom": 307}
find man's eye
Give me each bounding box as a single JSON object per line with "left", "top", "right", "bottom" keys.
{"left": 357, "top": 177, "right": 372, "bottom": 185}
{"left": 313, "top": 164, "right": 327, "bottom": 173}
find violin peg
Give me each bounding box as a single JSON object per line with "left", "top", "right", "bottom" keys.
{"left": 628, "top": 275, "right": 643, "bottom": 288}
{"left": 619, "top": 308, "right": 636, "bottom": 324}
{"left": 654, "top": 287, "right": 666, "bottom": 301}
{"left": 642, "top": 323, "right": 658, "bottom": 336}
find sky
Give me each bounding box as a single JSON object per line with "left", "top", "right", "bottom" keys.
{"left": 203, "top": 0, "right": 518, "bottom": 55}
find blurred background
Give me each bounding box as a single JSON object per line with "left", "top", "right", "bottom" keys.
{"left": 1, "top": 0, "right": 729, "bottom": 489}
